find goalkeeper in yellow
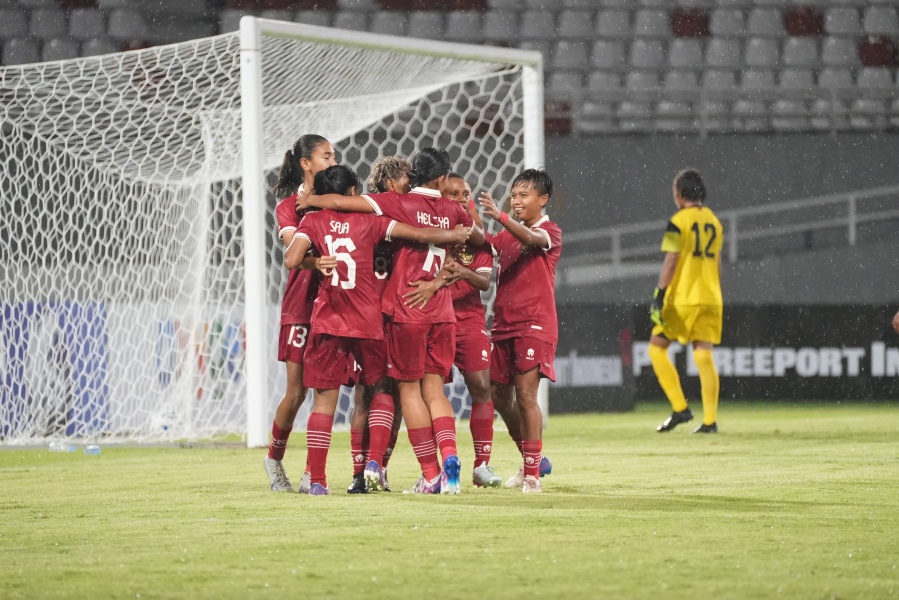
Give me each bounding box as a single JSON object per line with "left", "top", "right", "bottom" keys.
{"left": 649, "top": 169, "right": 723, "bottom": 434}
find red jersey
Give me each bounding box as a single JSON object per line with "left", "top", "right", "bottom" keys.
{"left": 276, "top": 190, "right": 322, "bottom": 326}
{"left": 295, "top": 209, "right": 398, "bottom": 340}
{"left": 489, "top": 215, "right": 562, "bottom": 344}
{"left": 361, "top": 187, "right": 474, "bottom": 324}
{"left": 372, "top": 239, "right": 398, "bottom": 297}
{"left": 450, "top": 242, "right": 493, "bottom": 333}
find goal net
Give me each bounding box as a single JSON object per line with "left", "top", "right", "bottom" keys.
{"left": 0, "top": 19, "right": 544, "bottom": 446}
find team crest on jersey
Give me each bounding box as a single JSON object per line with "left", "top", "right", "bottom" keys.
{"left": 459, "top": 246, "right": 474, "bottom": 265}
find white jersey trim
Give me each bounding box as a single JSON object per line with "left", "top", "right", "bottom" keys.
{"left": 278, "top": 225, "right": 297, "bottom": 239}
{"left": 411, "top": 186, "right": 441, "bottom": 198}
{"left": 361, "top": 194, "right": 383, "bottom": 216}
{"left": 475, "top": 267, "right": 493, "bottom": 274}
{"left": 531, "top": 214, "right": 552, "bottom": 251}
{"left": 384, "top": 219, "right": 398, "bottom": 242}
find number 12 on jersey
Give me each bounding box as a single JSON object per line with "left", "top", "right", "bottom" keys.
{"left": 691, "top": 222, "right": 717, "bottom": 258}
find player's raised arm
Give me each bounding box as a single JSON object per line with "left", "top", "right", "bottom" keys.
{"left": 479, "top": 190, "right": 548, "bottom": 249}
{"left": 296, "top": 190, "right": 377, "bottom": 214}
{"left": 391, "top": 222, "right": 470, "bottom": 246}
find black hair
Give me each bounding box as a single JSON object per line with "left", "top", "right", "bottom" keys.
{"left": 407, "top": 147, "right": 451, "bottom": 188}
{"left": 448, "top": 172, "right": 464, "bottom": 180}
{"left": 313, "top": 165, "right": 358, "bottom": 197}
{"left": 511, "top": 168, "right": 553, "bottom": 199}
{"left": 674, "top": 169, "right": 706, "bottom": 203}
{"left": 274, "top": 134, "right": 329, "bottom": 199}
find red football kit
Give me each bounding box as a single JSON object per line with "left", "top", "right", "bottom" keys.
{"left": 451, "top": 243, "right": 493, "bottom": 375}
{"left": 488, "top": 215, "right": 562, "bottom": 384}
{"left": 275, "top": 187, "right": 322, "bottom": 364}
{"left": 360, "top": 187, "right": 474, "bottom": 380}
{"left": 294, "top": 209, "right": 399, "bottom": 389}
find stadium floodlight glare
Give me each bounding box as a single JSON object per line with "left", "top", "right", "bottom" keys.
{"left": 0, "top": 18, "right": 544, "bottom": 446}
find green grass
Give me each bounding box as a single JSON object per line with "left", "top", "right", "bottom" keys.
{"left": 2, "top": 402, "right": 899, "bottom": 600}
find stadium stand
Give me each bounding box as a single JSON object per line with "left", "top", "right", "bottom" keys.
{"left": 0, "top": 0, "right": 897, "bottom": 135}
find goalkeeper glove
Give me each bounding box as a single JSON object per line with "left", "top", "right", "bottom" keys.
{"left": 650, "top": 287, "right": 666, "bottom": 327}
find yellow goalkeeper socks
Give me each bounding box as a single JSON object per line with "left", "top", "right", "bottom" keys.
{"left": 694, "top": 349, "right": 719, "bottom": 425}
{"left": 648, "top": 344, "right": 688, "bottom": 413}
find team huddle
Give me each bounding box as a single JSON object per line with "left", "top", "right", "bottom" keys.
{"left": 263, "top": 135, "right": 561, "bottom": 495}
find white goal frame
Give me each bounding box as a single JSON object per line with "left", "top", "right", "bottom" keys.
{"left": 239, "top": 18, "right": 546, "bottom": 448}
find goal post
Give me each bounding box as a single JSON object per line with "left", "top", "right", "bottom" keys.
{"left": 0, "top": 19, "right": 544, "bottom": 446}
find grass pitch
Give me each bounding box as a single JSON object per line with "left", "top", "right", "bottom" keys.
{"left": 2, "top": 402, "right": 898, "bottom": 600}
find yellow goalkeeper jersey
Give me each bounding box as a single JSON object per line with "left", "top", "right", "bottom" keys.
{"left": 660, "top": 205, "right": 723, "bottom": 308}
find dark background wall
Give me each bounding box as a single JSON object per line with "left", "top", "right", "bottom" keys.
{"left": 545, "top": 132, "right": 899, "bottom": 232}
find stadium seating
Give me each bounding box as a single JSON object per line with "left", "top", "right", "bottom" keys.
{"left": 0, "top": 0, "right": 896, "bottom": 135}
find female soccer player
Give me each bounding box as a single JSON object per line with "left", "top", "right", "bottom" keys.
{"left": 648, "top": 169, "right": 723, "bottom": 434}
{"left": 284, "top": 165, "right": 469, "bottom": 495}
{"left": 297, "top": 148, "right": 484, "bottom": 494}
{"left": 263, "top": 134, "right": 337, "bottom": 493}
{"left": 440, "top": 174, "right": 502, "bottom": 488}
{"left": 479, "top": 169, "right": 561, "bottom": 494}
{"left": 346, "top": 156, "right": 412, "bottom": 495}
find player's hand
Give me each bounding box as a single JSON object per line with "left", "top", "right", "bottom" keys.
{"left": 295, "top": 189, "right": 313, "bottom": 213}
{"left": 478, "top": 191, "right": 502, "bottom": 221}
{"left": 442, "top": 257, "right": 464, "bottom": 285}
{"left": 892, "top": 310, "right": 899, "bottom": 334}
{"left": 449, "top": 224, "right": 470, "bottom": 244}
{"left": 649, "top": 287, "right": 666, "bottom": 327}
{"left": 403, "top": 279, "right": 440, "bottom": 309}
{"left": 316, "top": 256, "right": 337, "bottom": 276}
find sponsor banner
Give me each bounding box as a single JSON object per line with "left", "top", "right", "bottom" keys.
{"left": 630, "top": 305, "right": 899, "bottom": 400}
{"left": 1, "top": 302, "right": 110, "bottom": 439}
{"left": 553, "top": 306, "right": 635, "bottom": 412}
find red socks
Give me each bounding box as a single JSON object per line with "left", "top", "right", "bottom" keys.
{"left": 407, "top": 427, "right": 441, "bottom": 481}
{"left": 350, "top": 428, "right": 366, "bottom": 476}
{"left": 367, "top": 393, "right": 395, "bottom": 466}
{"left": 508, "top": 426, "right": 524, "bottom": 457}
{"left": 469, "top": 402, "right": 494, "bottom": 467}
{"left": 383, "top": 427, "right": 399, "bottom": 468}
{"left": 268, "top": 422, "right": 291, "bottom": 461}
{"left": 522, "top": 440, "right": 543, "bottom": 479}
{"left": 306, "top": 412, "right": 333, "bottom": 486}
{"left": 432, "top": 416, "right": 458, "bottom": 463}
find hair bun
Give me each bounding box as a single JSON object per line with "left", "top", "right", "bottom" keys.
{"left": 406, "top": 169, "right": 419, "bottom": 181}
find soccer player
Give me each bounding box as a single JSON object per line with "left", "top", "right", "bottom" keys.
{"left": 648, "top": 168, "right": 723, "bottom": 434}
{"left": 346, "top": 156, "right": 412, "bottom": 495}
{"left": 264, "top": 134, "right": 337, "bottom": 493}
{"left": 440, "top": 174, "right": 502, "bottom": 488}
{"left": 297, "top": 148, "right": 484, "bottom": 495}
{"left": 284, "top": 165, "right": 470, "bottom": 495}
{"left": 479, "top": 169, "right": 561, "bottom": 494}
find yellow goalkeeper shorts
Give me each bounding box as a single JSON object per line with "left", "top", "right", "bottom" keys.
{"left": 652, "top": 304, "right": 723, "bottom": 345}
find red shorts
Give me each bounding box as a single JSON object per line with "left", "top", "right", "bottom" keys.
{"left": 303, "top": 333, "right": 387, "bottom": 390}
{"left": 277, "top": 324, "right": 309, "bottom": 364}
{"left": 454, "top": 327, "right": 491, "bottom": 374}
{"left": 386, "top": 321, "right": 455, "bottom": 381}
{"left": 490, "top": 336, "right": 557, "bottom": 385}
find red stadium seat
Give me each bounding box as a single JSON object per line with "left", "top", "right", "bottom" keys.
{"left": 858, "top": 37, "right": 898, "bottom": 68}
{"left": 544, "top": 101, "right": 572, "bottom": 136}
{"left": 784, "top": 6, "right": 823, "bottom": 38}
{"left": 670, "top": 8, "right": 709, "bottom": 39}
{"left": 450, "top": 0, "right": 488, "bottom": 10}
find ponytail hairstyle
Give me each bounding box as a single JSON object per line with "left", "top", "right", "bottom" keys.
{"left": 313, "top": 165, "right": 359, "bottom": 197}
{"left": 407, "top": 147, "right": 451, "bottom": 188}
{"left": 274, "top": 134, "right": 330, "bottom": 199}
{"left": 674, "top": 168, "right": 706, "bottom": 204}
{"left": 367, "top": 156, "right": 412, "bottom": 193}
